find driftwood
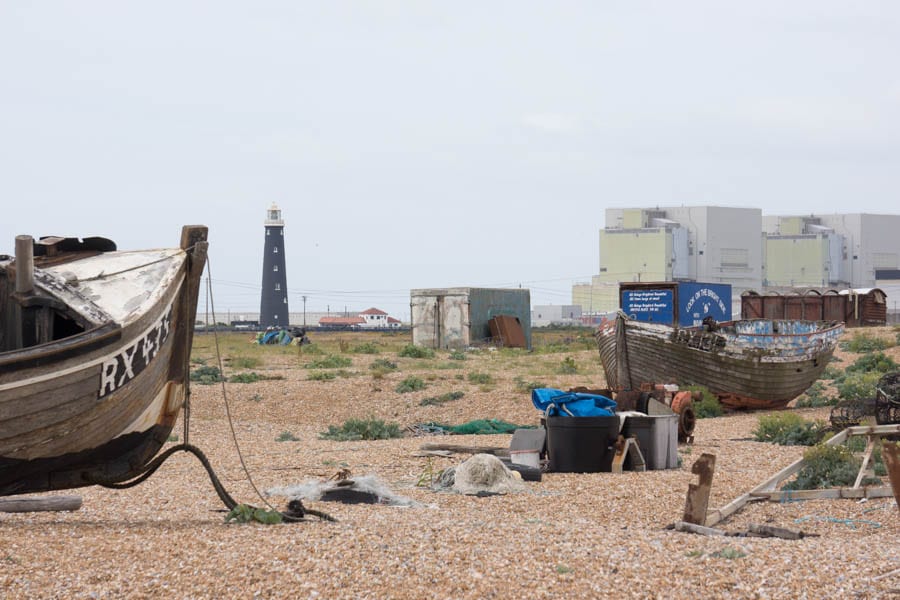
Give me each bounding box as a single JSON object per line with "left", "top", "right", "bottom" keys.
{"left": 0, "top": 495, "right": 82, "bottom": 513}
{"left": 673, "top": 521, "right": 816, "bottom": 539}
{"left": 412, "top": 450, "right": 454, "bottom": 457}
{"left": 673, "top": 521, "right": 726, "bottom": 536}
{"left": 419, "top": 443, "right": 509, "bottom": 457}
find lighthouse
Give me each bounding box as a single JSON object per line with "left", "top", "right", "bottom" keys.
{"left": 260, "top": 203, "right": 289, "bottom": 327}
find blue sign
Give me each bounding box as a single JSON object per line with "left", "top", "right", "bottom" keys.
{"left": 622, "top": 290, "right": 674, "bottom": 324}
{"left": 678, "top": 283, "right": 731, "bottom": 326}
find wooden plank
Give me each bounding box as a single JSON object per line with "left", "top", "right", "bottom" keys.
{"left": 874, "top": 567, "right": 900, "bottom": 582}
{"left": 853, "top": 435, "right": 877, "bottom": 489}
{"left": 420, "top": 443, "right": 508, "bottom": 456}
{"left": 683, "top": 453, "right": 715, "bottom": 525}
{"left": 750, "top": 487, "right": 895, "bottom": 501}
{"left": 705, "top": 425, "right": 879, "bottom": 527}
{"left": 0, "top": 495, "right": 82, "bottom": 512}
{"left": 673, "top": 521, "right": 726, "bottom": 536}
{"left": 412, "top": 450, "right": 453, "bottom": 457}
{"left": 611, "top": 438, "right": 643, "bottom": 474}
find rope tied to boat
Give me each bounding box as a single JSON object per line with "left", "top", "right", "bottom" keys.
{"left": 201, "top": 257, "right": 336, "bottom": 523}
{"left": 92, "top": 252, "right": 335, "bottom": 523}
{"left": 90, "top": 443, "right": 334, "bottom": 522}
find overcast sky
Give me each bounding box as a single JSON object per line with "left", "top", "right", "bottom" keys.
{"left": 2, "top": 2, "right": 899, "bottom": 321}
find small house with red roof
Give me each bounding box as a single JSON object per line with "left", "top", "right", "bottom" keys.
{"left": 318, "top": 308, "right": 402, "bottom": 330}
{"left": 359, "top": 308, "right": 403, "bottom": 329}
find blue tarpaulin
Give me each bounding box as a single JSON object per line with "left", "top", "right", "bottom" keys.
{"left": 531, "top": 388, "right": 616, "bottom": 417}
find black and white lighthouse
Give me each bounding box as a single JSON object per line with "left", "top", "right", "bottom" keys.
{"left": 260, "top": 203, "right": 289, "bottom": 327}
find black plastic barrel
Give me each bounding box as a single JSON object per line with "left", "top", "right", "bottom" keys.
{"left": 546, "top": 415, "right": 619, "bottom": 473}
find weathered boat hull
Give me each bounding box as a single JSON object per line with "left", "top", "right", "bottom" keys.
{"left": 0, "top": 226, "right": 207, "bottom": 496}
{"left": 597, "top": 315, "right": 844, "bottom": 410}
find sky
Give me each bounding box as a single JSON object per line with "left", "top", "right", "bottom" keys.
{"left": 2, "top": 1, "right": 899, "bottom": 322}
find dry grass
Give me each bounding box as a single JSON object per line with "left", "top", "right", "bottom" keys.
{"left": 1, "top": 327, "right": 898, "bottom": 599}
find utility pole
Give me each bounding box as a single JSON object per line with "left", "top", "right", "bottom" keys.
{"left": 302, "top": 295, "right": 307, "bottom": 327}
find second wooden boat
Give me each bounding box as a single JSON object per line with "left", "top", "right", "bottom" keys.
{"left": 596, "top": 313, "right": 844, "bottom": 409}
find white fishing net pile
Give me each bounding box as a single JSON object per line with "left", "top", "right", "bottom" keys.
{"left": 266, "top": 474, "right": 422, "bottom": 507}
{"left": 449, "top": 453, "right": 527, "bottom": 496}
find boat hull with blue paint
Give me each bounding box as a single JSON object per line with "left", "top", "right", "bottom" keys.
{"left": 596, "top": 314, "right": 844, "bottom": 410}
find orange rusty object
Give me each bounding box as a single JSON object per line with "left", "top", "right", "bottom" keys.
{"left": 671, "top": 391, "right": 692, "bottom": 414}
{"left": 671, "top": 391, "right": 696, "bottom": 442}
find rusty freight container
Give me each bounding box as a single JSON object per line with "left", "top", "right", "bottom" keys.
{"left": 741, "top": 288, "right": 887, "bottom": 327}
{"left": 839, "top": 288, "right": 887, "bottom": 327}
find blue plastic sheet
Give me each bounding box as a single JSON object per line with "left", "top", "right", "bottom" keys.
{"left": 531, "top": 388, "right": 616, "bottom": 417}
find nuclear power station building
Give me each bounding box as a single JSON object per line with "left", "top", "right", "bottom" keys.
{"left": 573, "top": 207, "right": 900, "bottom": 316}
{"left": 259, "top": 203, "right": 289, "bottom": 327}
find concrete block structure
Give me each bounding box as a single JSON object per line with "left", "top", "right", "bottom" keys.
{"left": 410, "top": 287, "right": 531, "bottom": 349}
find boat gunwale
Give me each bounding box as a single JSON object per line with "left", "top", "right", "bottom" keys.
{"left": 615, "top": 317, "right": 845, "bottom": 342}
{"left": 0, "top": 322, "right": 122, "bottom": 375}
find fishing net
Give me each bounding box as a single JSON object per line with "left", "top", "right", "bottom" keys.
{"left": 266, "top": 475, "right": 422, "bottom": 507}
{"left": 449, "top": 454, "right": 527, "bottom": 496}
{"left": 420, "top": 419, "right": 533, "bottom": 435}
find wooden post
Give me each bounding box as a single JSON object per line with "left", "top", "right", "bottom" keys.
{"left": 0, "top": 495, "right": 82, "bottom": 513}
{"left": 14, "top": 235, "right": 34, "bottom": 295}
{"left": 883, "top": 441, "right": 900, "bottom": 511}
{"left": 683, "top": 453, "right": 715, "bottom": 525}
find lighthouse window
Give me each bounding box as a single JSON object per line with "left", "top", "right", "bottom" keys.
{"left": 275, "top": 283, "right": 281, "bottom": 291}
{"left": 283, "top": 297, "right": 288, "bottom": 303}
{"left": 273, "top": 265, "right": 278, "bottom": 272}
{"left": 273, "top": 247, "right": 278, "bottom": 253}
{"left": 267, "top": 230, "right": 270, "bottom": 236}
{"left": 280, "top": 230, "right": 283, "bottom": 236}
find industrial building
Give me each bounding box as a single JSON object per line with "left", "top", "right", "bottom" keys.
{"left": 578, "top": 206, "right": 762, "bottom": 314}
{"left": 762, "top": 213, "right": 900, "bottom": 289}
{"left": 531, "top": 304, "right": 583, "bottom": 327}
{"left": 575, "top": 208, "right": 899, "bottom": 319}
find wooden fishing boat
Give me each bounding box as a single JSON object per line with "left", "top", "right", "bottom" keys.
{"left": 596, "top": 313, "right": 844, "bottom": 409}
{"left": 0, "top": 226, "right": 208, "bottom": 496}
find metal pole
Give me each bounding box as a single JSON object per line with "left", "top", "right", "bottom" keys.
{"left": 205, "top": 277, "right": 209, "bottom": 333}
{"left": 303, "top": 295, "right": 307, "bottom": 326}
{"left": 15, "top": 235, "right": 34, "bottom": 295}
